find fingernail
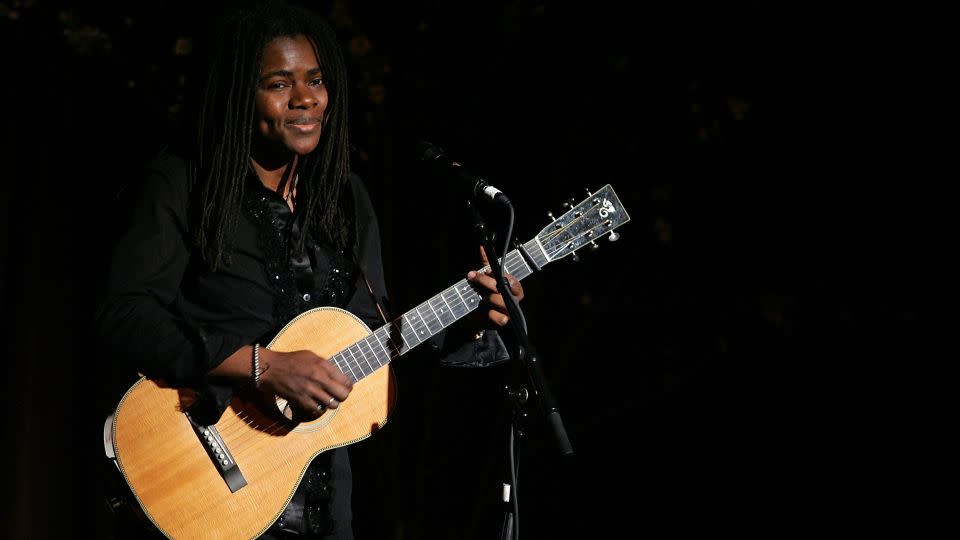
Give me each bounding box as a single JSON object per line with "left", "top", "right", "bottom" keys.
{"left": 467, "top": 271, "right": 476, "bottom": 279}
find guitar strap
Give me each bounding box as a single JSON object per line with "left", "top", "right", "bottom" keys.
{"left": 361, "top": 269, "right": 390, "bottom": 325}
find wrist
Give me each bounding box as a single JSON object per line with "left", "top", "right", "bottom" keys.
{"left": 252, "top": 344, "right": 262, "bottom": 387}
{"left": 252, "top": 344, "right": 272, "bottom": 386}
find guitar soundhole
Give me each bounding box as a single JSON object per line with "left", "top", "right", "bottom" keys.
{"left": 276, "top": 397, "right": 295, "bottom": 420}
{"left": 274, "top": 397, "right": 330, "bottom": 423}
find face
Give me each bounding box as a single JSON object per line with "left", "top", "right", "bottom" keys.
{"left": 253, "top": 35, "right": 328, "bottom": 158}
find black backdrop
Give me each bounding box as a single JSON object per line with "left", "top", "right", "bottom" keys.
{"left": 0, "top": 1, "right": 930, "bottom": 538}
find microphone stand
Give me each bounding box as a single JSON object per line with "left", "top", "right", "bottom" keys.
{"left": 466, "top": 200, "right": 573, "bottom": 540}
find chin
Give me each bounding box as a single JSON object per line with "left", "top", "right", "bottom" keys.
{"left": 288, "top": 138, "right": 322, "bottom": 156}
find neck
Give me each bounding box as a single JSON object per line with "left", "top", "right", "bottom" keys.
{"left": 251, "top": 153, "right": 298, "bottom": 197}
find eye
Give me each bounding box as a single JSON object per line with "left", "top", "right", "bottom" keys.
{"left": 309, "top": 77, "right": 324, "bottom": 87}
{"left": 269, "top": 81, "right": 289, "bottom": 90}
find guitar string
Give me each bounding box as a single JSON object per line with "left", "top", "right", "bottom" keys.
{"left": 538, "top": 206, "right": 607, "bottom": 246}
{"left": 208, "top": 234, "right": 606, "bottom": 449}
{"left": 215, "top": 413, "right": 263, "bottom": 440}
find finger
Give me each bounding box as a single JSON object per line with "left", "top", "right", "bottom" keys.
{"left": 479, "top": 245, "right": 489, "bottom": 266}
{"left": 319, "top": 358, "right": 355, "bottom": 389}
{"left": 290, "top": 394, "right": 325, "bottom": 417}
{"left": 488, "top": 308, "right": 509, "bottom": 326}
{"left": 321, "top": 380, "right": 352, "bottom": 402}
{"left": 468, "top": 270, "right": 521, "bottom": 302}
{"left": 501, "top": 273, "right": 523, "bottom": 297}
{"left": 467, "top": 269, "right": 498, "bottom": 292}
{"left": 508, "top": 276, "right": 524, "bottom": 300}
{"left": 321, "top": 394, "right": 341, "bottom": 410}
{"left": 310, "top": 388, "right": 343, "bottom": 411}
{"left": 334, "top": 369, "right": 354, "bottom": 389}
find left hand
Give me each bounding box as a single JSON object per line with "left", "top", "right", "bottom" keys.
{"left": 465, "top": 246, "right": 525, "bottom": 332}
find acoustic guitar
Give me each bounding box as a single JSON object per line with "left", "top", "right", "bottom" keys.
{"left": 108, "top": 185, "right": 629, "bottom": 538}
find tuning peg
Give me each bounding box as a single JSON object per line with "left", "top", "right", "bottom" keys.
{"left": 570, "top": 252, "right": 580, "bottom": 263}
{"left": 547, "top": 211, "right": 557, "bottom": 222}
{"left": 584, "top": 188, "right": 592, "bottom": 197}
{"left": 589, "top": 240, "right": 600, "bottom": 251}
{"left": 608, "top": 231, "right": 620, "bottom": 242}
{"left": 561, "top": 197, "right": 576, "bottom": 209}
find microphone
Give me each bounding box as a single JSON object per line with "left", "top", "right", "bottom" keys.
{"left": 416, "top": 141, "right": 511, "bottom": 206}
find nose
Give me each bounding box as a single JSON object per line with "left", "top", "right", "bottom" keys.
{"left": 289, "top": 83, "right": 316, "bottom": 109}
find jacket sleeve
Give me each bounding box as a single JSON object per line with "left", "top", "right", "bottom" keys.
{"left": 94, "top": 153, "right": 244, "bottom": 387}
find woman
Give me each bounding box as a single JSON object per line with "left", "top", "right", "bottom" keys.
{"left": 96, "top": 2, "right": 521, "bottom": 538}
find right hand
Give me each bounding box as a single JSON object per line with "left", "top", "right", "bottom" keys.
{"left": 257, "top": 348, "right": 353, "bottom": 417}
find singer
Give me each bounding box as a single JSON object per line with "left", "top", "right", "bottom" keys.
{"left": 94, "top": 1, "right": 524, "bottom": 539}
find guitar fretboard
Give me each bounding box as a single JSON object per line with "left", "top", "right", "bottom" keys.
{"left": 329, "top": 239, "right": 549, "bottom": 382}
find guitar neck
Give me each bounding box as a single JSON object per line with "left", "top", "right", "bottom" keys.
{"left": 328, "top": 238, "right": 549, "bottom": 383}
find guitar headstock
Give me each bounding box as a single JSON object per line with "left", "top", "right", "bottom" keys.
{"left": 536, "top": 185, "right": 630, "bottom": 263}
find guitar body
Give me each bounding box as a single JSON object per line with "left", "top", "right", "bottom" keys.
{"left": 112, "top": 307, "right": 397, "bottom": 539}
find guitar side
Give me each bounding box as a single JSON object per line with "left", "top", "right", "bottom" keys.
{"left": 112, "top": 307, "right": 397, "bottom": 539}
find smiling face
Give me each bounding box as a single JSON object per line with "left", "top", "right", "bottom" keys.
{"left": 252, "top": 34, "right": 328, "bottom": 160}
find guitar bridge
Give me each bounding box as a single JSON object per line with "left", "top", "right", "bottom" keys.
{"left": 186, "top": 412, "right": 248, "bottom": 493}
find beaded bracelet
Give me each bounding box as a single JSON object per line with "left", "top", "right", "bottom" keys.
{"left": 252, "top": 343, "right": 262, "bottom": 388}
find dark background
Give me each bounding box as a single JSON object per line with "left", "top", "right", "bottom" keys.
{"left": 0, "top": 1, "right": 931, "bottom": 538}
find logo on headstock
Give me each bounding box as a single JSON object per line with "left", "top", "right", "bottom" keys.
{"left": 599, "top": 198, "right": 617, "bottom": 218}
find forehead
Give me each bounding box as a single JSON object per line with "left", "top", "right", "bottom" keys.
{"left": 260, "top": 35, "right": 320, "bottom": 71}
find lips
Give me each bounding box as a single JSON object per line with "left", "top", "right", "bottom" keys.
{"left": 285, "top": 117, "right": 322, "bottom": 133}
{"left": 286, "top": 117, "right": 322, "bottom": 126}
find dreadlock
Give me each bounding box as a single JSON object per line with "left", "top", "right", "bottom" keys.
{"left": 194, "top": 0, "right": 352, "bottom": 270}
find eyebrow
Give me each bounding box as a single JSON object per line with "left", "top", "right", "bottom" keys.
{"left": 259, "top": 67, "right": 323, "bottom": 81}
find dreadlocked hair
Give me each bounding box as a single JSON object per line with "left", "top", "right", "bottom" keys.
{"left": 194, "top": 0, "right": 353, "bottom": 270}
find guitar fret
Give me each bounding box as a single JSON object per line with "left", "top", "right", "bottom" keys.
{"left": 506, "top": 249, "right": 533, "bottom": 280}
{"left": 351, "top": 342, "right": 368, "bottom": 374}
{"left": 360, "top": 336, "right": 383, "bottom": 373}
{"left": 428, "top": 296, "right": 452, "bottom": 328}
{"left": 464, "top": 283, "right": 481, "bottom": 309}
{"left": 530, "top": 236, "right": 550, "bottom": 264}
{"left": 404, "top": 313, "right": 425, "bottom": 343}
{"left": 394, "top": 319, "right": 414, "bottom": 352}
{"left": 342, "top": 347, "right": 361, "bottom": 381}
{"left": 504, "top": 251, "right": 519, "bottom": 274}
{"left": 349, "top": 342, "right": 369, "bottom": 377}
{"left": 425, "top": 300, "right": 443, "bottom": 328}
{"left": 359, "top": 343, "right": 377, "bottom": 374}
{"left": 414, "top": 306, "right": 436, "bottom": 337}
{"left": 416, "top": 304, "right": 437, "bottom": 334}
{"left": 444, "top": 287, "right": 469, "bottom": 319}
{"left": 452, "top": 280, "right": 469, "bottom": 309}
{"left": 383, "top": 326, "right": 404, "bottom": 357}
{"left": 371, "top": 330, "right": 393, "bottom": 361}
{"left": 331, "top": 354, "right": 348, "bottom": 379}
{"left": 438, "top": 293, "right": 452, "bottom": 312}
{"left": 353, "top": 345, "right": 370, "bottom": 376}
{"left": 356, "top": 344, "right": 372, "bottom": 373}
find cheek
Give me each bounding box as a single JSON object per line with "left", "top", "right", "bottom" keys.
{"left": 255, "top": 96, "right": 282, "bottom": 132}
{"left": 318, "top": 89, "right": 331, "bottom": 117}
